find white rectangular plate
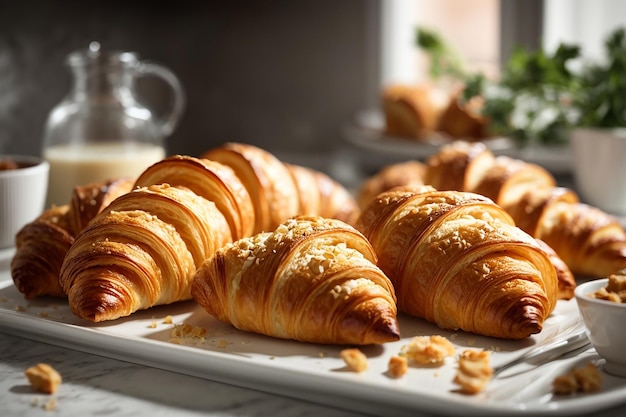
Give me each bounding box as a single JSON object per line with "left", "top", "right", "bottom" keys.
{"left": 1, "top": 266, "right": 625, "bottom": 417}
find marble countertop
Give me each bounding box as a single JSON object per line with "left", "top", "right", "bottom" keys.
{"left": 0, "top": 332, "right": 373, "bottom": 417}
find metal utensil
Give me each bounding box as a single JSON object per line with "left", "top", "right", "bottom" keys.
{"left": 493, "top": 322, "right": 591, "bottom": 377}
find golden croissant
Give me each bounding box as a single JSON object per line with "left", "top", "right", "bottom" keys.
{"left": 191, "top": 215, "right": 400, "bottom": 345}
{"left": 356, "top": 186, "right": 558, "bottom": 340}
{"left": 202, "top": 142, "right": 360, "bottom": 232}
{"left": 134, "top": 154, "right": 255, "bottom": 241}
{"left": 11, "top": 177, "right": 133, "bottom": 298}
{"left": 424, "top": 141, "right": 626, "bottom": 278}
{"left": 60, "top": 184, "right": 232, "bottom": 322}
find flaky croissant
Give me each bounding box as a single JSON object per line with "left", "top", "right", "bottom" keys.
{"left": 134, "top": 154, "right": 255, "bottom": 240}
{"left": 202, "top": 142, "right": 360, "bottom": 232}
{"left": 11, "top": 177, "right": 133, "bottom": 298}
{"left": 191, "top": 215, "right": 400, "bottom": 345}
{"left": 59, "top": 184, "right": 232, "bottom": 322}
{"left": 357, "top": 160, "right": 426, "bottom": 210}
{"left": 423, "top": 141, "right": 626, "bottom": 278}
{"left": 285, "top": 163, "right": 360, "bottom": 226}
{"left": 356, "top": 186, "right": 558, "bottom": 340}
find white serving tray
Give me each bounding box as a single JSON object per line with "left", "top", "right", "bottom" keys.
{"left": 1, "top": 265, "right": 625, "bottom": 417}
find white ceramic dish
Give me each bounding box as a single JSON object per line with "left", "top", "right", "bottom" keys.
{"left": 570, "top": 128, "right": 626, "bottom": 216}
{"left": 343, "top": 109, "right": 573, "bottom": 174}
{"left": 0, "top": 155, "right": 49, "bottom": 248}
{"left": 575, "top": 278, "right": 626, "bottom": 377}
{"left": 1, "top": 268, "right": 625, "bottom": 416}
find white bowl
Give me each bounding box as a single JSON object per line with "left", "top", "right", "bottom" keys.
{"left": 575, "top": 278, "right": 626, "bottom": 377}
{"left": 0, "top": 155, "right": 49, "bottom": 249}
{"left": 570, "top": 127, "right": 626, "bottom": 216}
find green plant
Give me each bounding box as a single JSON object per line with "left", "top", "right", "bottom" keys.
{"left": 416, "top": 26, "right": 626, "bottom": 145}
{"left": 416, "top": 26, "right": 467, "bottom": 81}
{"left": 462, "top": 43, "right": 581, "bottom": 145}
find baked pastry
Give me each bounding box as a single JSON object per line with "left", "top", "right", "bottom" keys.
{"left": 191, "top": 216, "right": 400, "bottom": 345}
{"left": 357, "top": 160, "right": 427, "bottom": 209}
{"left": 356, "top": 186, "right": 558, "bottom": 340}
{"left": 59, "top": 184, "right": 232, "bottom": 322}
{"left": 202, "top": 142, "right": 360, "bottom": 232}
{"left": 436, "top": 92, "right": 489, "bottom": 140}
{"left": 285, "top": 163, "right": 359, "bottom": 226}
{"left": 134, "top": 154, "right": 255, "bottom": 240}
{"left": 424, "top": 141, "right": 626, "bottom": 278}
{"left": 11, "top": 205, "right": 73, "bottom": 298}
{"left": 11, "top": 177, "right": 133, "bottom": 298}
{"left": 381, "top": 84, "right": 447, "bottom": 139}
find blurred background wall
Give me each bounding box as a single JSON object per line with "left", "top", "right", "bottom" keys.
{"left": 0, "top": 0, "right": 381, "bottom": 158}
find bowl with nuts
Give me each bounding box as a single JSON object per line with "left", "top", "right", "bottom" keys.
{"left": 575, "top": 274, "right": 626, "bottom": 377}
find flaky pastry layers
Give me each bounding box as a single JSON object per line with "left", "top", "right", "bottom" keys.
{"left": 192, "top": 216, "right": 400, "bottom": 345}
{"left": 356, "top": 187, "right": 558, "bottom": 340}
{"left": 424, "top": 141, "right": 626, "bottom": 278}
{"left": 134, "top": 154, "right": 255, "bottom": 241}
{"left": 11, "top": 177, "right": 134, "bottom": 298}
{"left": 60, "top": 184, "right": 232, "bottom": 322}
{"left": 202, "top": 142, "right": 360, "bottom": 233}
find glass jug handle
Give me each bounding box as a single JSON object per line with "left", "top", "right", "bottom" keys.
{"left": 136, "top": 61, "right": 186, "bottom": 138}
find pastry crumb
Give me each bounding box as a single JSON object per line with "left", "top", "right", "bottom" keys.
{"left": 400, "top": 335, "right": 456, "bottom": 365}
{"left": 453, "top": 350, "right": 493, "bottom": 394}
{"left": 387, "top": 355, "right": 408, "bottom": 378}
{"left": 15, "top": 305, "right": 26, "bottom": 312}
{"left": 163, "top": 315, "right": 174, "bottom": 324}
{"left": 24, "top": 363, "right": 62, "bottom": 394}
{"left": 168, "top": 323, "right": 208, "bottom": 344}
{"left": 553, "top": 362, "right": 602, "bottom": 395}
{"left": 340, "top": 348, "right": 368, "bottom": 372}
{"left": 43, "top": 398, "right": 57, "bottom": 411}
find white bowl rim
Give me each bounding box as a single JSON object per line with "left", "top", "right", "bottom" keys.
{"left": 0, "top": 155, "right": 48, "bottom": 178}
{"left": 574, "top": 278, "right": 626, "bottom": 308}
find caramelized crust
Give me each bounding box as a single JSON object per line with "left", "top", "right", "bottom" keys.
{"left": 11, "top": 178, "right": 133, "bottom": 298}
{"left": 356, "top": 187, "right": 558, "bottom": 340}
{"left": 60, "top": 184, "right": 232, "bottom": 322}
{"left": 192, "top": 216, "right": 399, "bottom": 345}
{"left": 135, "top": 155, "right": 255, "bottom": 240}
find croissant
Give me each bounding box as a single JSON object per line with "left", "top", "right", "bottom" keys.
{"left": 10, "top": 177, "right": 133, "bottom": 298}
{"left": 59, "top": 184, "right": 232, "bottom": 322}
{"left": 381, "top": 84, "right": 444, "bottom": 139}
{"left": 357, "top": 160, "right": 426, "bottom": 210}
{"left": 202, "top": 142, "right": 360, "bottom": 232}
{"left": 285, "top": 163, "right": 360, "bottom": 226}
{"left": 355, "top": 186, "right": 558, "bottom": 340}
{"left": 191, "top": 215, "right": 400, "bottom": 345}
{"left": 134, "top": 154, "right": 255, "bottom": 240}
{"left": 423, "top": 141, "right": 626, "bottom": 278}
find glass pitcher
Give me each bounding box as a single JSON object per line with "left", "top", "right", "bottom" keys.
{"left": 42, "top": 41, "right": 185, "bottom": 207}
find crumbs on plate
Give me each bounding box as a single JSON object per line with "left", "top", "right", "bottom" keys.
{"left": 453, "top": 349, "right": 493, "bottom": 394}
{"left": 387, "top": 355, "right": 409, "bottom": 378}
{"left": 399, "top": 335, "right": 456, "bottom": 365}
{"left": 340, "top": 348, "right": 368, "bottom": 373}
{"left": 168, "top": 323, "right": 208, "bottom": 344}
{"left": 552, "top": 362, "right": 602, "bottom": 395}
